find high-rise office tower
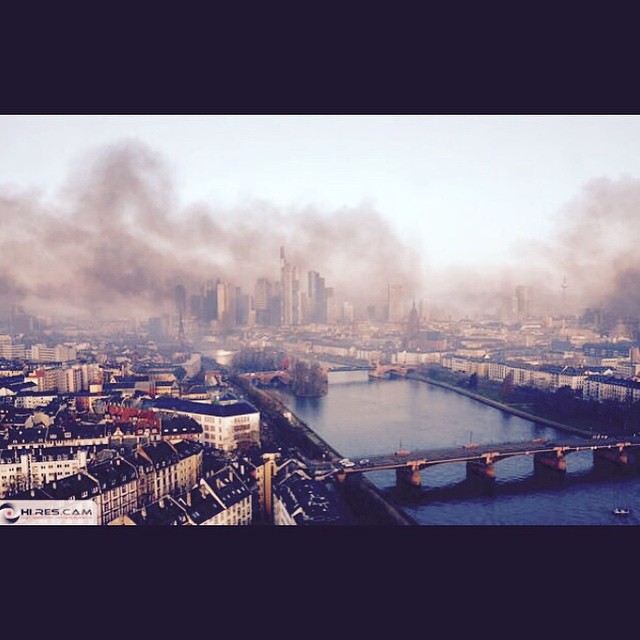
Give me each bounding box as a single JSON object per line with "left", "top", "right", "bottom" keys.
{"left": 236, "top": 287, "right": 250, "bottom": 326}
{"left": 175, "top": 285, "right": 186, "bottom": 317}
{"left": 254, "top": 278, "right": 273, "bottom": 326}
{"left": 202, "top": 280, "right": 218, "bottom": 324}
{"left": 189, "top": 294, "right": 202, "bottom": 320}
{"left": 514, "top": 285, "right": 532, "bottom": 322}
{"left": 326, "top": 288, "right": 337, "bottom": 324}
{"left": 307, "top": 270, "right": 327, "bottom": 324}
{"left": 10, "top": 306, "right": 34, "bottom": 335}
{"left": 342, "top": 301, "right": 355, "bottom": 323}
{"left": 387, "top": 283, "right": 405, "bottom": 323}
{"left": 217, "top": 281, "right": 237, "bottom": 331}
{"left": 175, "top": 285, "right": 186, "bottom": 339}
{"left": 148, "top": 317, "right": 167, "bottom": 342}
{"left": 280, "top": 247, "right": 299, "bottom": 326}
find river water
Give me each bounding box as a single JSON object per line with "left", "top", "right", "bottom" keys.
{"left": 270, "top": 372, "right": 640, "bottom": 525}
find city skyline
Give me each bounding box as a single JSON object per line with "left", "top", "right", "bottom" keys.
{"left": 2, "top": 116, "right": 640, "bottom": 323}
{"left": 6, "top": 116, "right": 640, "bottom": 529}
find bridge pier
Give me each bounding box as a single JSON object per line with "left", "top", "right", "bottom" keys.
{"left": 593, "top": 446, "right": 633, "bottom": 472}
{"left": 466, "top": 460, "right": 496, "bottom": 480}
{"left": 395, "top": 467, "right": 421, "bottom": 488}
{"left": 335, "top": 470, "right": 347, "bottom": 484}
{"left": 534, "top": 450, "right": 567, "bottom": 474}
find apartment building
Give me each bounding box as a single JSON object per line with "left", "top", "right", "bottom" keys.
{"left": 151, "top": 396, "right": 260, "bottom": 451}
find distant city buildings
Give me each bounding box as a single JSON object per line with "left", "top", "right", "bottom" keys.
{"left": 146, "top": 249, "right": 413, "bottom": 341}
{"left": 387, "top": 283, "right": 405, "bottom": 323}
{"left": 514, "top": 285, "right": 533, "bottom": 323}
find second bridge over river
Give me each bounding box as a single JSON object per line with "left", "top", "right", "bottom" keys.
{"left": 310, "top": 435, "right": 640, "bottom": 488}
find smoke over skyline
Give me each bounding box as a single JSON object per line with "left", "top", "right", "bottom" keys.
{"left": 0, "top": 140, "right": 424, "bottom": 321}
{"left": 1, "top": 139, "right": 640, "bottom": 326}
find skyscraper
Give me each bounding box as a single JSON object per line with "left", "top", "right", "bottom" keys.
{"left": 189, "top": 294, "right": 202, "bottom": 321}
{"left": 514, "top": 285, "right": 532, "bottom": 322}
{"left": 174, "top": 285, "right": 186, "bottom": 340}
{"left": 174, "top": 285, "right": 186, "bottom": 318}
{"left": 202, "top": 280, "right": 218, "bottom": 325}
{"left": 217, "top": 281, "right": 237, "bottom": 331}
{"left": 326, "top": 287, "right": 337, "bottom": 324}
{"left": 254, "top": 278, "right": 273, "bottom": 326}
{"left": 280, "top": 247, "right": 299, "bottom": 326}
{"left": 307, "top": 270, "right": 327, "bottom": 324}
{"left": 387, "top": 283, "right": 405, "bottom": 323}
{"left": 236, "top": 287, "right": 250, "bottom": 326}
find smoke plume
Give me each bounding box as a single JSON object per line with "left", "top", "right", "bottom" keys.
{"left": 0, "top": 140, "right": 423, "bottom": 322}
{"left": 413, "top": 175, "right": 640, "bottom": 325}
{"left": 545, "top": 176, "right": 640, "bottom": 320}
{"left": 4, "top": 140, "right": 640, "bottom": 329}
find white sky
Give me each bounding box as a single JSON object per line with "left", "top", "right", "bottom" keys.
{"left": 2, "top": 114, "right": 640, "bottom": 272}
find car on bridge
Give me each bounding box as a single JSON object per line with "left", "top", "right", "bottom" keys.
{"left": 338, "top": 458, "right": 356, "bottom": 468}
{"left": 358, "top": 459, "right": 371, "bottom": 466}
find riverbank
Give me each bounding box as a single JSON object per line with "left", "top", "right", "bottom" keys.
{"left": 231, "top": 375, "right": 417, "bottom": 525}
{"left": 408, "top": 372, "right": 593, "bottom": 439}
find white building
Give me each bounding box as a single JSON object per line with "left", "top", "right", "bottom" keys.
{"left": 152, "top": 396, "right": 260, "bottom": 451}
{"left": 14, "top": 391, "right": 59, "bottom": 409}
{"left": 29, "top": 343, "right": 77, "bottom": 363}
{"left": 0, "top": 448, "right": 90, "bottom": 498}
{"left": 583, "top": 375, "right": 640, "bottom": 403}
{"left": 0, "top": 335, "right": 26, "bottom": 360}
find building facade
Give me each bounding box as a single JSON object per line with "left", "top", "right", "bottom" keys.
{"left": 152, "top": 396, "right": 260, "bottom": 451}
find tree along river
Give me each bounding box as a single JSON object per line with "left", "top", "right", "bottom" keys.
{"left": 270, "top": 372, "right": 640, "bottom": 525}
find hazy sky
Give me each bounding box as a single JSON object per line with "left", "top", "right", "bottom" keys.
{"left": 2, "top": 114, "right": 640, "bottom": 320}
{"left": 4, "top": 114, "right": 640, "bottom": 271}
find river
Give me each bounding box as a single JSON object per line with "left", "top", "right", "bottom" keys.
{"left": 270, "top": 372, "right": 640, "bottom": 525}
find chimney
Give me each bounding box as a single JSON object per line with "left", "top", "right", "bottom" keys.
{"left": 186, "top": 492, "right": 192, "bottom": 507}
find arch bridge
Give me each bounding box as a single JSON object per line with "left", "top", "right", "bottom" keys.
{"left": 369, "top": 363, "right": 418, "bottom": 379}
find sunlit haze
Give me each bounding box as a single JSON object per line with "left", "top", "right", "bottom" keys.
{"left": 2, "top": 114, "right": 640, "bottom": 322}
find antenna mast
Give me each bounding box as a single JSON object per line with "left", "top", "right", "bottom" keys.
{"left": 561, "top": 277, "right": 568, "bottom": 336}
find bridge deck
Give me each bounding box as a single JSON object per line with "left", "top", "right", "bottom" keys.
{"left": 310, "top": 435, "right": 640, "bottom": 478}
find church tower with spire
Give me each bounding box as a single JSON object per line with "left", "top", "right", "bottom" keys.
{"left": 406, "top": 300, "right": 420, "bottom": 346}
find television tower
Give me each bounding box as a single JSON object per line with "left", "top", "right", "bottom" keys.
{"left": 561, "top": 277, "right": 568, "bottom": 335}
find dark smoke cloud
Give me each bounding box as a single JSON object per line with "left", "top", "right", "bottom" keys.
{"left": 538, "top": 175, "right": 640, "bottom": 322}
{"left": 432, "top": 175, "right": 640, "bottom": 324}
{"left": 0, "top": 140, "right": 424, "bottom": 321}
{"left": 6, "top": 140, "right": 636, "bottom": 327}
